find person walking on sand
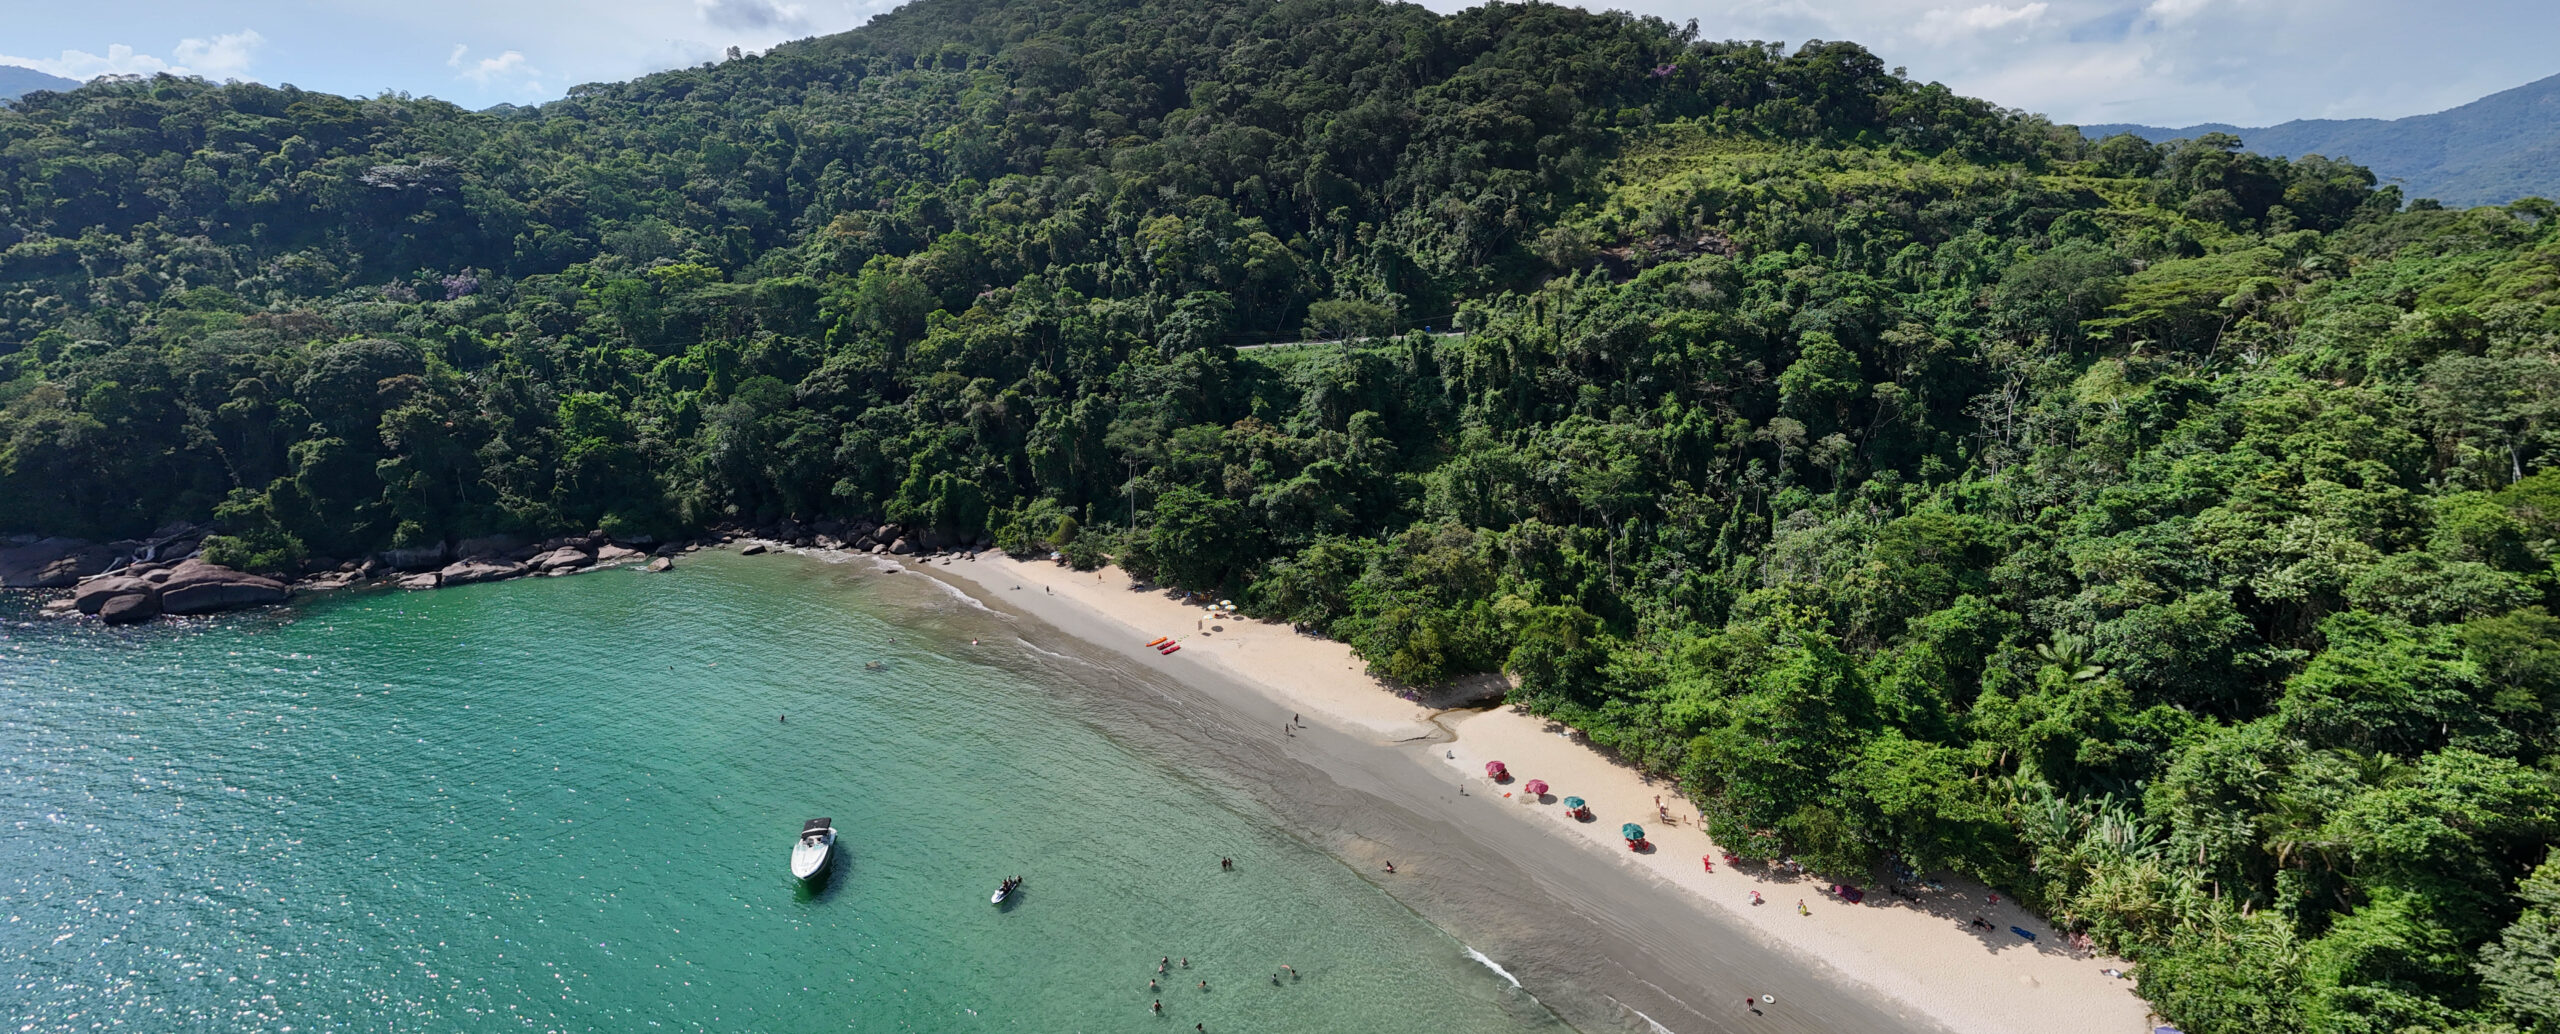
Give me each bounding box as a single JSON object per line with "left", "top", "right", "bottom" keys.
{"left": 1797, "top": 899, "right": 1809, "bottom": 916}
{"left": 1384, "top": 861, "right": 1396, "bottom": 873}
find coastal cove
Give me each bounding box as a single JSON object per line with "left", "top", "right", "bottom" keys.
{"left": 1, "top": 552, "right": 1568, "bottom": 1034}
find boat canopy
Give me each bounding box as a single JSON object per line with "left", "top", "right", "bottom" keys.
{"left": 802, "top": 817, "right": 834, "bottom": 834}
{"left": 1621, "top": 823, "right": 1646, "bottom": 840}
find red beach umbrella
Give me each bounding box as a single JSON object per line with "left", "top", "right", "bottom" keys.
{"left": 1523, "top": 779, "right": 1549, "bottom": 795}
{"left": 1484, "top": 760, "right": 1509, "bottom": 780}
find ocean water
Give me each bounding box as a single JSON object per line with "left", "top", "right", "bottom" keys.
{"left": 0, "top": 553, "right": 1563, "bottom": 1033}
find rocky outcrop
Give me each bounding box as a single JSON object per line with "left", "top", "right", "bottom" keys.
{"left": 73, "top": 574, "right": 154, "bottom": 614}
{"left": 888, "top": 537, "right": 917, "bottom": 555}
{"left": 396, "top": 572, "right": 441, "bottom": 590}
{"left": 528, "top": 546, "right": 593, "bottom": 573}
{"left": 740, "top": 543, "right": 769, "bottom": 556}
{"left": 68, "top": 558, "right": 287, "bottom": 622}
{"left": 157, "top": 559, "right": 291, "bottom": 615}
{"left": 100, "top": 592, "right": 161, "bottom": 624}
{"left": 436, "top": 558, "right": 527, "bottom": 586}
{"left": 594, "top": 544, "right": 643, "bottom": 564}
{"left": 0, "top": 537, "right": 122, "bottom": 588}
{"left": 646, "top": 556, "right": 674, "bottom": 572}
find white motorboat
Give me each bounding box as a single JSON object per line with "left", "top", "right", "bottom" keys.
{"left": 792, "top": 818, "right": 836, "bottom": 880}
{"left": 991, "top": 875, "right": 1022, "bottom": 904}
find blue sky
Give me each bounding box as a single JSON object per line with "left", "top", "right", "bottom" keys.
{"left": 3, "top": 0, "right": 2552, "bottom": 127}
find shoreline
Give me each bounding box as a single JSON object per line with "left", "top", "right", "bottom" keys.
{"left": 893, "top": 550, "right": 2154, "bottom": 1034}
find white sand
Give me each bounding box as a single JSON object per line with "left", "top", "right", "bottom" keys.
{"left": 929, "top": 552, "right": 2154, "bottom": 1034}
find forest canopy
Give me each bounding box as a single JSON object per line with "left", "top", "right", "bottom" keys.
{"left": 3, "top": 1, "right": 2557, "bottom": 1030}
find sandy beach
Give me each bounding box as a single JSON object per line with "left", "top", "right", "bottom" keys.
{"left": 887, "top": 549, "right": 2154, "bottom": 1034}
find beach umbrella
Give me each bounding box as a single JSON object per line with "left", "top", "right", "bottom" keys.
{"left": 1562, "top": 796, "right": 1585, "bottom": 810}
{"left": 1523, "top": 779, "right": 1549, "bottom": 795}
{"left": 1621, "top": 823, "right": 1646, "bottom": 840}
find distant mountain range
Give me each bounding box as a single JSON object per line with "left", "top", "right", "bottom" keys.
{"left": 2083, "top": 72, "right": 2560, "bottom": 208}
{"left": 0, "top": 65, "right": 80, "bottom": 103}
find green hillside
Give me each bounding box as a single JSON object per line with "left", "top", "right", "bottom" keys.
{"left": 3, "top": 2, "right": 2558, "bottom": 1031}
{"left": 2084, "top": 71, "right": 2560, "bottom": 207}
{"left": 0, "top": 64, "right": 79, "bottom": 102}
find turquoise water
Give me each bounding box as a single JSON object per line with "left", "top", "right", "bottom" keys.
{"left": 1, "top": 554, "right": 1562, "bottom": 1033}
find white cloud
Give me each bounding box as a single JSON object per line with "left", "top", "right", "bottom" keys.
{"left": 696, "top": 0, "right": 810, "bottom": 32}
{"left": 2143, "top": 0, "right": 2218, "bottom": 25}
{"left": 448, "top": 44, "right": 540, "bottom": 90}
{"left": 1912, "top": 2, "right": 2049, "bottom": 43}
{"left": 0, "top": 29, "right": 263, "bottom": 83}
{"left": 171, "top": 30, "right": 264, "bottom": 79}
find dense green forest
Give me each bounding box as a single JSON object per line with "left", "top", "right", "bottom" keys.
{"left": 4, "top": 0, "right": 2557, "bottom": 1029}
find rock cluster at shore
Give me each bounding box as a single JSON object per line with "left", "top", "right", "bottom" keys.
{"left": 11, "top": 524, "right": 691, "bottom": 624}
{"left": 72, "top": 558, "right": 291, "bottom": 624}
{"left": 14, "top": 514, "right": 989, "bottom": 623}
{"left": 1, "top": 524, "right": 208, "bottom": 589}
{"left": 733, "top": 516, "right": 992, "bottom": 556}
{"left": 376, "top": 531, "right": 662, "bottom": 590}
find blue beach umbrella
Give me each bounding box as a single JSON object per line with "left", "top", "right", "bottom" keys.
{"left": 1562, "top": 796, "right": 1586, "bottom": 810}
{"left": 1621, "top": 823, "right": 1646, "bottom": 840}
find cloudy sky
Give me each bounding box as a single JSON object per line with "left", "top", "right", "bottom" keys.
{"left": 3, "top": 0, "right": 2552, "bottom": 127}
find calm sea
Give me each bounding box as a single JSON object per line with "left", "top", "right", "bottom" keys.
{"left": 0, "top": 552, "right": 1563, "bottom": 1033}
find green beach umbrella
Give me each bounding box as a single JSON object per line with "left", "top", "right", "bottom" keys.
{"left": 1621, "top": 823, "right": 1645, "bottom": 840}
{"left": 1562, "top": 796, "right": 1585, "bottom": 810}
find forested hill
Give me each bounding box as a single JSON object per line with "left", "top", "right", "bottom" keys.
{"left": 5, "top": 1, "right": 2560, "bottom": 1031}
{"left": 0, "top": 65, "right": 80, "bottom": 103}
{"left": 2082, "top": 71, "right": 2560, "bottom": 208}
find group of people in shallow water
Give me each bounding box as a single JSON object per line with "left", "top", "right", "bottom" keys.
{"left": 1148, "top": 949, "right": 1298, "bottom": 1026}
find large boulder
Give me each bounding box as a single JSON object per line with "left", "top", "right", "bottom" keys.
{"left": 73, "top": 575, "right": 154, "bottom": 615}
{"left": 888, "top": 537, "right": 916, "bottom": 555}
{"left": 156, "top": 559, "right": 291, "bottom": 615}
{"left": 528, "top": 546, "right": 593, "bottom": 573}
{"left": 646, "top": 556, "right": 674, "bottom": 572}
{"left": 99, "top": 592, "right": 161, "bottom": 625}
{"left": 396, "top": 572, "right": 442, "bottom": 590}
{"left": 436, "top": 558, "right": 527, "bottom": 586}
{"left": 0, "top": 537, "right": 121, "bottom": 588}
{"left": 594, "top": 544, "right": 643, "bottom": 564}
